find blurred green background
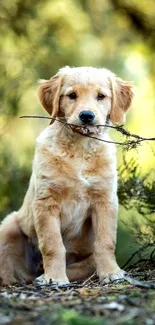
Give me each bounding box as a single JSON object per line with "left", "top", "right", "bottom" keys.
{"left": 0, "top": 0, "right": 155, "bottom": 265}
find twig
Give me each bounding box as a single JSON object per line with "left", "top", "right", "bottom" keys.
{"left": 81, "top": 272, "right": 97, "bottom": 286}
{"left": 124, "top": 275, "right": 155, "bottom": 289}
{"left": 20, "top": 115, "right": 155, "bottom": 149}
{"left": 150, "top": 248, "right": 155, "bottom": 265}
{"left": 20, "top": 115, "right": 76, "bottom": 128}
{"left": 34, "top": 281, "right": 82, "bottom": 290}
{"left": 121, "top": 244, "right": 151, "bottom": 269}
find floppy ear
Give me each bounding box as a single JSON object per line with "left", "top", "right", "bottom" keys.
{"left": 109, "top": 77, "right": 134, "bottom": 125}
{"left": 37, "top": 74, "right": 63, "bottom": 124}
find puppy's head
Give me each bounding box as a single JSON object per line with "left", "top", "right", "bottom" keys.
{"left": 38, "top": 66, "right": 134, "bottom": 134}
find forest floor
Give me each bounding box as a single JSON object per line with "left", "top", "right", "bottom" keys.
{"left": 0, "top": 261, "right": 155, "bottom": 325}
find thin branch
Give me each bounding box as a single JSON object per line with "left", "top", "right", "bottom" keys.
{"left": 121, "top": 244, "right": 151, "bottom": 270}
{"left": 20, "top": 115, "right": 75, "bottom": 127}
{"left": 20, "top": 115, "right": 155, "bottom": 149}
{"left": 123, "top": 274, "right": 155, "bottom": 289}
{"left": 81, "top": 272, "right": 97, "bottom": 286}
{"left": 34, "top": 281, "right": 83, "bottom": 290}
{"left": 110, "top": 0, "right": 155, "bottom": 49}
{"left": 150, "top": 248, "right": 155, "bottom": 265}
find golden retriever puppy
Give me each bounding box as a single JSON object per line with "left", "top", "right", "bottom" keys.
{"left": 0, "top": 67, "right": 134, "bottom": 285}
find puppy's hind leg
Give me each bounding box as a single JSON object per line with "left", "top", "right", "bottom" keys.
{"left": 66, "top": 254, "right": 95, "bottom": 282}
{"left": 0, "top": 212, "right": 36, "bottom": 285}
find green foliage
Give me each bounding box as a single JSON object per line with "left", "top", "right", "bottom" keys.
{"left": 118, "top": 158, "right": 155, "bottom": 216}
{"left": 118, "top": 158, "right": 155, "bottom": 245}
{"left": 1, "top": 0, "right": 155, "bottom": 118}
{"left": 0, "top": 141, "right": 30, "bottom": 218}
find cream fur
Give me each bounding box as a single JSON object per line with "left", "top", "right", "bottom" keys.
{"left": 0, "top": 66, "right": 134, "bottom": 285}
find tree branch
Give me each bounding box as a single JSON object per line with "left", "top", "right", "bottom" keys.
{"left": 20, "top": 115, "right": 155, "bottom": 150}
{"left": 110, "top": 0, "right": 155, "bottom": 47}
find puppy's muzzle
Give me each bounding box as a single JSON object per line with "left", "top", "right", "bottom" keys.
{"left": 79, "top": 110, "right": 95, "bottom": 124}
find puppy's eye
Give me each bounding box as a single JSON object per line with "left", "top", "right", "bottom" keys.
{"left": 67, "top": 92, "right": 77, "bottom": 100}
{"left": 97, "top": 93, "right": 105, "bottom": 100}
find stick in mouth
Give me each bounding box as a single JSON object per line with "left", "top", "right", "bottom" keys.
{"left": 72, "top": 125, "right": 101, "bottom": 135}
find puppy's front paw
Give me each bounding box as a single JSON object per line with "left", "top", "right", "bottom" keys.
{"left": 35, "top": 274, "right": 70, "bottom": 285}
{"left": 100, "top": 269, "right": 126, "bottom": 284}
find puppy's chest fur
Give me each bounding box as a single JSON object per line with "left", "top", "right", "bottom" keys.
{"left": 38, "top": 143, "right": 113, "bottom": 196}
{"left": 36, "top": 142, "right": 116, "bottom": 236}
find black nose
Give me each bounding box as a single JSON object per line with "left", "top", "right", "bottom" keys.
{"left": 79, "top": 110, "right": 95, "bottom": 124}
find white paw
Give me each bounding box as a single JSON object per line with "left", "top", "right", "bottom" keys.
{"left": 100, "top": 269, "right": 126, "bottom": 284}
{"left": 35, "top": 274, "right": 70, "bottom": 285}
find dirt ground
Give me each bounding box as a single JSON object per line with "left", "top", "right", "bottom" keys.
{"left": 0, "top": 261, "right": 155, "bottom": 325}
